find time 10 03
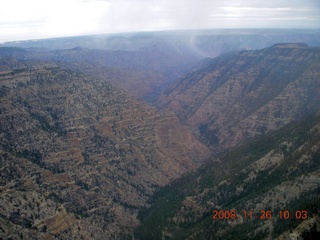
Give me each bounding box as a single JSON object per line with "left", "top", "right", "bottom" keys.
{"left": 212, "top": 210, "right": 308, "bottom": 220}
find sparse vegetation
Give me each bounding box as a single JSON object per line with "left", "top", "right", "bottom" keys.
{"left": 136, "top": 113, "right": 320, "bottom": 239}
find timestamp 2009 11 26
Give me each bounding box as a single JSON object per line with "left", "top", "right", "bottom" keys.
{"left": 212, "top": 209, "right": 308, "bottom": 220}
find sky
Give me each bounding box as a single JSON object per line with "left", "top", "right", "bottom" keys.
{"left": 1, "top": 0, "right": 320, "bottom": 43}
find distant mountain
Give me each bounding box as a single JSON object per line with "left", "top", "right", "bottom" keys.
{"left": 1, "top": 29, "right": 320, "bottom": 100}
{"left": 135, "top": 111, "right": 320, "bottom": 239}
{"left": 0, "top": 58, "right": 209, "bottom": 239}
{"left": 157, "top": 43, "right": 320, "bottom": 150}
{"left": 2, "top": 29, "right": 320, "bottom": 56}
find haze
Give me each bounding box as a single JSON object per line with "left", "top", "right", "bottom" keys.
{"left": 1, "top": 0, "right": 320, "bottom": 43}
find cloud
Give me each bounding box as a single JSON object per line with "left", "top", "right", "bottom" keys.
{"left": 0, "top": 0, "right": 319, "bottom": 42}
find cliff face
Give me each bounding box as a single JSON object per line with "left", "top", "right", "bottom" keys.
{"left": 157, "top": 44, "right": 320, "bottom": 150}
{"left": 0, "top": 58, "right": 210, "bottom": 239}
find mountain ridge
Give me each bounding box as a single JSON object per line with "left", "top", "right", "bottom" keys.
{"left": 157, "top": 43, "right": 320, "bottom": 150}
{"left": 2, "top": 29, "right": 320, "bottom": 101}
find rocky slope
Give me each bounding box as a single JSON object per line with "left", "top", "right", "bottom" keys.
{"left": 0, "top": 45, "right": 199, "bottom": 100}
{"left": 61, "top": 62, "right": 168, "bottom": 100}
{"left": 0, "top": 58, "right": 210, "bottom": 239}
{"left": 136, "top": 112, "right": 320, "bottom": 239}
{"left": 157, "top": 43, "right": 320, "bottom": 150}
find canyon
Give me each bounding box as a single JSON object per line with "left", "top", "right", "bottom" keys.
{"left": 0, "top": 30, "right": 320, "bottom": 239}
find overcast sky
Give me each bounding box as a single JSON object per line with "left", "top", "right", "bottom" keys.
{"left": 1, "top": 0, "right": 319, "bottom": 42}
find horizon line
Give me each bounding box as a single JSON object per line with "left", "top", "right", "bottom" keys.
{"left": 1, "top": 27, "right": 320, "bottom": 44}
